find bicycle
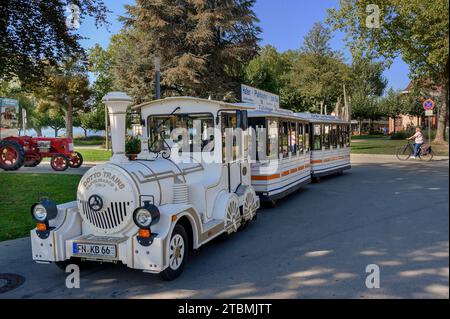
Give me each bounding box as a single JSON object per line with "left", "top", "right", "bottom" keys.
{"left": 396, "top": 140, "right": 434, "bottom": 161}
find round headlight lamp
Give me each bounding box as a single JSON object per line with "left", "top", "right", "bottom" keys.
{"left": 31, "top": 199, "right": 58, "bottom": 222}
{"left": 133, "top": 202, "right": 160, "bottom": 229}
{"left": 135, "top": 209, "right": 152, "bottom": 228}
{"left": 33, "top": 204, "right": 48, "bottom": 222}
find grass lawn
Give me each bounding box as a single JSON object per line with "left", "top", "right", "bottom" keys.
{"left": 351, "top": 137, "right": 449, "bottom": 156}
{"left": 0, "top": 173, "right": 81, "bottom": 241}
{"left": 76, "top": 148, "right": 112, "bottom": 162}
{"left": 73, "top": 136, "right": 105, "bottom": 146}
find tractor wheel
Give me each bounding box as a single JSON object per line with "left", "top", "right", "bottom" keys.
{"left": 50, "top": 154, "right": 69, "bottom": 171}
{"left": 69, "top": 151, "right": 83, "bottom": 168}
{"left": 0, "top": 140, "right": 25, "bottom": 171}
{"left": 24, "top": 158, "right": 42, "bottom": 167}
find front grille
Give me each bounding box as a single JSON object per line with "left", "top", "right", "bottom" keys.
{"left": 80, "top": 201, "right": 131, "bottom": 230}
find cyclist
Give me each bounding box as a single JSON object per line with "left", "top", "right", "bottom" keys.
{"left": 407, "top": 127, "right": 424, "bottom": 159}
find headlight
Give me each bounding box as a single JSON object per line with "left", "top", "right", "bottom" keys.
{"left": 133, "top": 202, "right": 160, "bottom": 229}
{"left": 31, "top": 199, "right": 58, "bottom": 222}
{"left": 33, "top": 204, "right": 47, "bottom": 222}
{"left": 134, "top": 209, "right": 152, "bottom": 228}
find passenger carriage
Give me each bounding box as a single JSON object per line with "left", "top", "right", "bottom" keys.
{"left": 246, "top": 107, "right": 312, "bottom": 205}
{"left": 296, "top": 113, "right": 351, "bottom": 181}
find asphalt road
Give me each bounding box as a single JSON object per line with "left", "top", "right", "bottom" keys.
{"left": 0, "top": 156, "right": 448, "bottom": 298}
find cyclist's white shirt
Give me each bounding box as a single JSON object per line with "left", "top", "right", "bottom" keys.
{"left": 413, "top": 132, "right": 424, "bottom": 144}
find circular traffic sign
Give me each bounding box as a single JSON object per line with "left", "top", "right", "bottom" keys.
{"left": 423, "top": 99, "right": 435, "bottom": 110}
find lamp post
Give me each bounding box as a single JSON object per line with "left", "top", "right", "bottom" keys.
{"left": 155, "top": 56, "right": 161, "bottom": 100}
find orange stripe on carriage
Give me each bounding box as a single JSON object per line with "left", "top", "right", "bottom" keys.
{"left": 251, "top": 173, "right": 281, "bottom": 181}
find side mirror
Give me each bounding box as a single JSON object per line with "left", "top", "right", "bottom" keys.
{"left": 237, "top": 110, "right": 248, "bottom": 131}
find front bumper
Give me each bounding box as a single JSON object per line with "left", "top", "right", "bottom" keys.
{"left": 30, "top": 203, "right": 166, "bottom": 273}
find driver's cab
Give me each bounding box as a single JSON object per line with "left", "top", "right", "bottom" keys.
{"left": 136, "top": 97, "right": 254, "bottom": 222}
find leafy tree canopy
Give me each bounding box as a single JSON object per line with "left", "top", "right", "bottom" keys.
{"left": 0, "top": 0, "right": 109, "bottom": 86}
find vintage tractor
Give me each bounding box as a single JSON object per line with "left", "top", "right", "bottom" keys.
{"left": 0, "top": 136, "right": 83, "bottom": 171}
{"left": 0, "top": 97, "right": 83, "bottom": 171}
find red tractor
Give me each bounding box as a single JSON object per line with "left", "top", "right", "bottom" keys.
{"left": 0, "top": 136, "right": 83, "bottom": 171}
{"left": 0, "top": 98, "right": 83, "bottom": 171}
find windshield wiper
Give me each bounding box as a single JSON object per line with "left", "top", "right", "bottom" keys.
{"left": 149, "top": 106, "right": 181, "bottom": 158}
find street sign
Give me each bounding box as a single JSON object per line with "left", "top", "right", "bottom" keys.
{"left": 425, "top": 110, "right": 434, "bottom": 116}
{"left": 423, "top": 99, "right": 435, "bottom": 111}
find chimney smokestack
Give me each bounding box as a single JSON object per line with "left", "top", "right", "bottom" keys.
{"left": 102, "top": 92, "right": 133, "bottom": 163}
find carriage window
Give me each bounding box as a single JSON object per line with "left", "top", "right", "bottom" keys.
{"left": 290, "top": 121, "right": 297, "bottom": 155}
{"left": 297, "top": 122, "right": 304, "bottom": 154}
{"left": 323, "top": 124, "right": 330, "bottom": 150}
{"left": 279, "top": 121, "right": 289, "bottom": 158}
{"left": 248, "top": 117, "right": 266, "bottom": 161}
{"left": 331, "top": 125, "right": 338, "bottom": 148}
{"left": 304, "top": 124, "right": 310, "bottom": 153}
{"left": 313, "top": 124, "right": 322, "bottom": 150}
{"left": 338, "top": 125, "right": 345, "bottom": 147}
{"left": 345, "top": 125, "right": 351, "bottom": 147}
{"left": 267, "top": 119, "right": 278, "bottom": 159}
{"left": 221, "top": 113, "right": 238, "bottom": 162}
{"left": 148, "top": 113, "right": 214, "bottom": 154}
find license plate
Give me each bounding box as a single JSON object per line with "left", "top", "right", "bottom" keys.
{"left": 73, "top": 243, "right": 116, "bottom": 258}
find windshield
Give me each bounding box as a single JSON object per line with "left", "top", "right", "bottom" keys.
{"left": 148, "top": 113, "right": 214, "bottom": 153}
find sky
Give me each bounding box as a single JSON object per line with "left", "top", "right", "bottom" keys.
{"left": 76, "top": 0, "right": 411, "bottom": 92}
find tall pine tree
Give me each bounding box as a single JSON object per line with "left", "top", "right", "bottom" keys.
{"left": 122, "top": 0, "right": 261, "bottom": 101}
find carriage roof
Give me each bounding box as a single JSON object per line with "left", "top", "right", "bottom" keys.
{"left": 133, "top": 96, "right": 256, "bottom": 112}
{"left": 242, "top": 103, "right": 311, "bottom": 122}
{"left": 295, "top": 112, "right": 350, "bottom": 124}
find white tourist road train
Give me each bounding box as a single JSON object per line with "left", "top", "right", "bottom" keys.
{"left": 30, "top": 89, "right": 351, "bottom": 280}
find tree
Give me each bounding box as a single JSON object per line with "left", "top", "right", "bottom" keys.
{"left": 245, "top": 45, "right": 289, "bottom": 95}
{"left": 301, "top": 22, "right": 334, "bottom": 56}
{"left": 284, "top": 23, "right": 351, "bottom": 113}
{"left": 328, "top": 0, "right": 449, "bottom": 143}
{"left": 33, "top": 110, "right": 66, "bottom": 137}
{"left": 89, "top": 44, "right": 117, "bottom": 109}
{"left": 35, "top": 59, "right": 91, "bottom": 138}
{"left": 379, "top": 88, "right": 404, "bottom": 133}
{"left": 0, "top": 0, "right": 109, "bottom": 86}
{"left": 75, "top": 108, "right": 105, "bottom": 136}
{"left": 349, "top": 52, "right": 387, "bottom": 98}
{"left": 122, "top": 0, "right": 261, "bottom": 101}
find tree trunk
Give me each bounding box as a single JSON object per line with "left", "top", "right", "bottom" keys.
{"left": 54, "top": 128, "right": 59, "bottom": 137}
{"left": 433, "top": 74, "right": 448, "bottom": 144}
{"left": 65, "top": 97, "right": 73, "bottom": 138}
{"left": 83, "top": 128, "right": 88, "bottom": 137}
{"left": 34, "top": 126, "right": 43, "bottom": 137}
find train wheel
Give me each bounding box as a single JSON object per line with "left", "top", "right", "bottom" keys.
{"left": 225, "top": 196, "right": 241, "bottom": 234}
{"left": 0, "top": 140, "right": 25, "bottom": 171}
{"left": 159, "top": 224, "right": 188, "bottom": 281}
{"left": 50, "top": 154, "right": 69, "bottom": 171}
{"left": 240, "top": 189, "right": 258, "bottom": 230}
{"left": 69, "top": 151, "right": 83, "bottom": 168}
{"left": 24, "top": 157, "right": 42, "bottom": 167}
{"left": 268, "top": 199, "right": 277, "bottom": 208}
{"left": 312, "top": 176, "right": 321, "bottom": 183}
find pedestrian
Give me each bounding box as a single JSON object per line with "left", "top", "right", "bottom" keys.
{"left": 407, "top": 127, "right": 424, "bottom": 159}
